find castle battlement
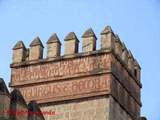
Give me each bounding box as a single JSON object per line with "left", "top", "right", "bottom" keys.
{"left": 11, "top": 26, "right": 141, "bottom": 83}
{"left": 9, "top": 26, "right": 144, "bottom": 120}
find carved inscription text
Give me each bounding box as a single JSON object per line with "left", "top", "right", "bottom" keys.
{"left": 20, "top": 74, "right": 111, "bottom": 103}
{"left": 11, "top": 54, "right": 112, "bottom": 85}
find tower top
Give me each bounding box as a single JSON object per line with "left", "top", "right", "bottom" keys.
{"left": 10, "top": 25, "right": 146, "bottom": 120}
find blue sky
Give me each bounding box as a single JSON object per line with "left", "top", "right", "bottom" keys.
{"left": 0, "top": 0, "right": 159, "bottom": 120}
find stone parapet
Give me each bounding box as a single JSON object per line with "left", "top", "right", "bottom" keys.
{"left": 10, "top": 25, "right": 144, "bottom": 120}
{"left": 0, "top": 78, "right": 10, "bottom": 120}
{"left": 0, "top": 78, "right": 45, "bottom": 120}
{"left": 11, "top": 26, "right": 141, "bottom": 82}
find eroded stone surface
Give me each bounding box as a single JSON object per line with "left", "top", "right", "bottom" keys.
{"left": 9, "top": 26, "right": 146, "bottom": 120}
{"left": 19, "top": 74, "right": 111, "bottom": 103}
{"left": 41, "top": 96, "right": 110, "bottom": 120}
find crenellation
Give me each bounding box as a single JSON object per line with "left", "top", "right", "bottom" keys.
{"left": 64, "top": 32, "right": 79, "bottom": 55}
{"left": 9, "top": 25, "right": 145, "bottom": 120}
{"left": 11, "top": 26, "right": 140, "bottom": 80}
{"left": 114, "top": 34, "right": 123, "bottom": 59}
{"left": 29, "top": 37, "right": 44, "bottom": 61}
{"left": 128, "top": 50, "right": 135, "bottom": 75}
{"left": 134, "top": 59, "right": 141, "bottom": 81}
{"left": 47, "top": 33, "right": 61, "bottom": 58}
{"left": 101, "top": 26, "right": 115, "bottom": 50}
{"left": 121, "top": 42, "right": 129, "bottom": 65}
{"left": 11, "top": 26, "right": 142, "bottom": 88}
{"left": 82, "top": 28, "right": 97, "bottom": 52}
{"left": 12, "top": 41, "right": 26, "bottom": 63}
{"left": 10, "top": 26, "right": 142, "bottom": 90}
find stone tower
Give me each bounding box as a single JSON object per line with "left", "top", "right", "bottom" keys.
{"left": 10, "top": 26, "right": 146, "bottom": 120}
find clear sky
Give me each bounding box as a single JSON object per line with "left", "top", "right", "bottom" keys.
{"left": 0, "top": 0, "right": 159, "bottom": 120}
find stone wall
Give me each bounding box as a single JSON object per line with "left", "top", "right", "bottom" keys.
{"left": 109, "top": 96, "right": 133, "bottom": 120}
{"left": 9, "top": 25, "right": 147, "bottom": 120}
{"left": 0, "top": 78, "right": 45, "bottom": 120}
{"left": 40, "top": 96, "right": 110, "bottom": 120}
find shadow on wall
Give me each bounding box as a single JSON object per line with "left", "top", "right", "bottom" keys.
{"left": 0, "top": 78, "right": 45, "bottom": 120}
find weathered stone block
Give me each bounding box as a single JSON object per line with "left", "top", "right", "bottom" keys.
{"left": 64, "top": 32, "right": 79, "bottom": 55}
{"left": 29, "top": 37, "right": 44, "bottom": 61}
{"left": 47, "top": 33, "right": 61, "bottom": 58}
{"left": 134, "top": 59, "right": 141, "bottom": 81}
{"left": 82, "top": 28, "right": 97, "bottom": 52}
{"left": 128, "top": 51, "right": 134, "bottom": 75}
{"left": 12, "top": 41, "right": 26, "bottom": 63}
{"left": 40, "top": 96, "right": 110, "bottom": 120}
{"left": 47, "top": 42, "right": 61, "bottom": 58}
{"left": 109, "top": 96, "right": 133, "bottom": 120}
{"left": 122, "top": 42, "right": 128, "bottom": 65}
{"left": 114, "top": 34, "right": 123, "bottom": 58}
{"left": 101, "top": 26, "right": 115, "bottom": 50}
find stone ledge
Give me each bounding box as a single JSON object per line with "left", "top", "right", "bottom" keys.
{"left": 10, "top": 49, "right": 111, "bottom": 68}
